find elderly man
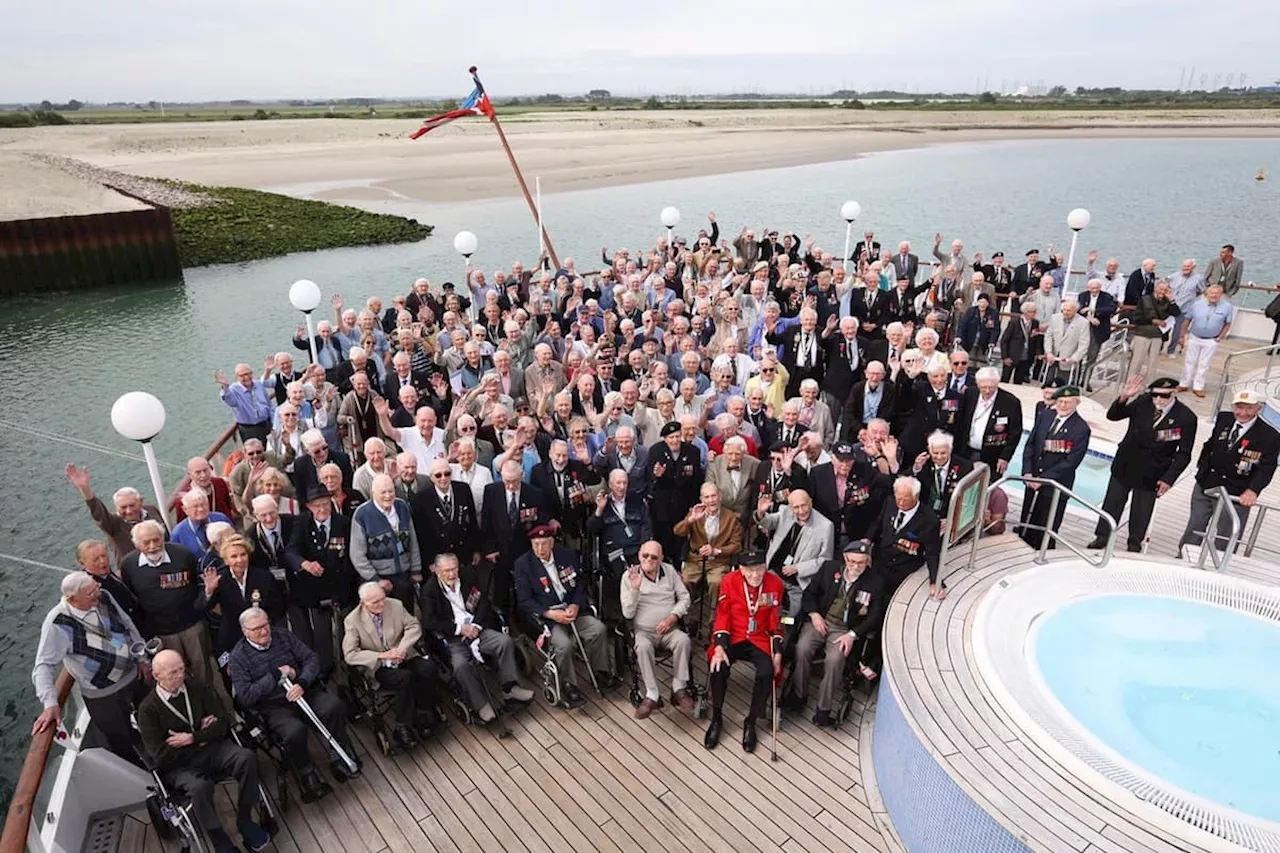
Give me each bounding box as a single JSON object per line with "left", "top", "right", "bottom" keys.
{"left": 593, "top": 425, "right": 650, "bottom": 499}
{"left": 1202, "top": 244, "right": 1244, "bottom": 297}
{"left": 1178, "top": 284, "right": 1234, "bottom": 398}
{"left": 791, "top": 539, "right": 887, "bottom": 725}
{"left": 1128, "top": 278, "right": 1180, "bottom": 379}
{"left": 912, "top": 431, "right": 975, "bottom": 519}
{"left": 75, "top": 538, "right": 139, "bottom": 620}
{"left": 215, "top": 363, "right": 275, "bottom": 442}
{"left": 705, "top": 436, "right": 760, "bottom": 523}
{"left": 171, "top": 490, "right": 232, "bottom": 559}
{"left": 755, "top": 489, "right": 835, "bottom": 615}
{"left": 350, "top": 473, "right": 421, "bottom": 612}
{"left": 674, "top": 482, "right": 744, "bottom": 637}
{"left": 841, "top": 360, "right": 895, "bottom": 441}
{"left": 703, "top": 550, "right": 785, "bottom": 752}
{"left": 421, "top": 553, "right": 534, "bottom": 723}
{"left": 451, "top": 438, "right": 493, "bottom": 509}
{"left": 872, "top": 476, "right": 943, "bottom": 598}
{"left": 284, "top": 486, "right": 356, "bottom": 679}
{"left": 530, "top": 439, "right": 598, "bottom": 550}
{"left": 376, "top": 397, "right": 446, "bottom": 469}
{"left": 1043, "top": 299, "right": 1090, "bottom": 387}
{"left": 588, "top": 468, "right": 653, "bottom": 580}
{"left": 769, "top": 307, "right": 824, "bottom": 398}
{"left": 514, "top": 526, "right": 618, "bottom": 708}
{"left": 352, "top": 437, "right": 393, "bottom": 499}
{"left": 1178, "top": 389, "right": 1280, "bottom": 554}
{"left": 65, "top": 463, "right": 166, "bottom": 565}
{"left": 1020, "top": 386, "right": 1091, "bottom": 550}
{"left": 343, "top": 582, "right": 443, "bottom": 750}
{"left": 622, "top": 541, "right": 694, "bottom": 719}
{"left": 999, "top": 300, "right": 1040, "bottom": 384}
{"left": 393, "top": 451, "right": 429, "bottom": 503}
{"left": 1076, "top": 278, "right": 1118, "bottom": 383}
{"left": 957, "top": 367, "right": 1023, "bottom": 473}
{"left": 32, "top": 571, "right": 147, "bottom": 764}
{"left": 229, "top": 607, "right": 358, "bottom": 801}
{"left": 481, "top": 459, "right": 551, "bottom": 615}
{"left": 244, "top": 494, "right": 293, "bottom": 585}
{"left": 138, "top": 649, "right": 271, "bottom": 853}
{"left": 227, "top": 440, "right": 284, "bottom": 517}
{"left": 411, "top": 458, "right": 481, "bottom": 566}
{"left": 292, "top": 427, "right": 354, "bottom": 500}
{"left": 648, "top": 421, "right": 704, "bottom": 566}
{"left": 791, "top": 378, "right": 837, "bottom": 448}
{"left": 524, "top": 343, "right": 567, "bottom": 397}
{"left": 293, "top": 319, "right": 347, "bottom": 376}
{"left": 810, "top": 441, "right": 892, "bottom": 544}
{"left": 1166, "top": 258, "right": 1206, "bottom": 354}
{"left": 176, "top": 456, "right": 238, "bottom": 522}
{"left": 1124, "top": 258, "right": 1159, "bottom": 306}
{"left": 1026, "top": 274, "right": 1061, "bottom": 328}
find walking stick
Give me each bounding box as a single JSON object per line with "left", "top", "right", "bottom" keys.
{"left": 278, "top": 674, "right": 359, "bottom": 775}
{"left": 770, "top": 672, "right": 779, "bottom": 762}
{"left": 570, "top": 619, "right": 603, "bottom": 695}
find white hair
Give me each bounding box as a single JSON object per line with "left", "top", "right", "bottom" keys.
{"left": 348, "top": 346, "right": 366, "bottom": 360}
{"left": 803, "top": 430, "right": 823, "bottom": 448}
{"left": 112, "top": 486, "right": 142, "bottom": 505}
{"left": 238, "top": 607, "right": 267, "bottom": 629}
{"left": 363, "top": 436, "right": 387, "bottom": 454}
{"left": 723, "top": 436, "right": 748, "bottom": 452}
{"left": 894, "top": 476, "right": 922, "bottom": 497}
{"left": 301, "top": 429, "right": 326, "bottom": 450}
{"left": 130, "top": 518, "right": 166, "bottom": 545}
{"left": 251, "top": 494, "right": 278, "bottom": 515}
{"left": 975, "top": 366, "right": 1001, "bottom": 382}
{"left": 915, "top": 328, "right": 939, "bottom": 345}
{"left": 180, "top": 489, "right": 208, "bottom": 509}
{"left": 205, "top": 521, "right": 234, "bottom": 545}
{"left": 926, "top": 430, "right": 954, "bottom": 451}
{"left": 358, "top": 581, "right": 386, "bottom": 603}
{"left": 799, "top": 378, "right": 820, "bottom": 392}
{"left": 62, "top": 571, "right": 98, "bottom": 599}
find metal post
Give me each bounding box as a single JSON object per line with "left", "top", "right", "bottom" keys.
{"left": 1062, "top": 230, "right": 1080, "bottom": 298}
{"left": 535, "top": 176, "right": 544, "bottom": 259}
{"left": 1037, "top": 488, "right": 1061, "bottom": 564}
{"left": 1244, "top": 505, "right": 1267, "bottom": 558}
{"left": 139, "top": 440, "right": 170, "bottom": 526}
{"left": 303, "top": 310, "right": 318, "bottom": 366}
{"left": 842, "top": 221, "right": 853, "bottom": 275}
{"left": 1197, "top": 496, "right": 1225, "bottom": 570}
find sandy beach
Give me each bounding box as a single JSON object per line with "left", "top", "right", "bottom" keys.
{"left": 3, "top": 108, "right": 1280, "bottom": 212}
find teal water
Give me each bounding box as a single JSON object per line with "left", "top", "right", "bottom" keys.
{"left": 1035, "top": 594, "right": 1280, "bottom": 823}
{"left": 0, "top": 136, "right": 1276, "bottom": 807}
{"left": 1003, "top": 430, "right": 1115, "bottom": 507}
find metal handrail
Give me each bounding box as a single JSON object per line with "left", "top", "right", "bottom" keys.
{"left": 1194, "top": 486, "right": 1243, "bottom": 572}
{"left": 937, "top": 462, "right": 991, "bottom": 572}
{"left": 1212, "top": 343, "right": 1280, "bottom": 412}
{"left": 0, "top": 670, "right": 73, "bottom": 853}
{"left": 987, "top": 474, "right": 1118, "bottom": 567}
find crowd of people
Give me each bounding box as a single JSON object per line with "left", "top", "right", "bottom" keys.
{"left": 31, "top": 214, "right": 1279, "bottom": 853}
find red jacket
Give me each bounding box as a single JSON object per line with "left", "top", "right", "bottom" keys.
{"left": 709, "top": 569, "right": 785, "bottom": 660}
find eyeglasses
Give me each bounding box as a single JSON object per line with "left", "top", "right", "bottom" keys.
{"left": 243, "top": 623, "right": 270, "bottom": 634}
{"left": 431, "top": 472, "right": 452, "bottom": 479}
{"left": 458, "top": 424, "right": 476, "bottom": 432}
{"left": 952, "top": 360, "right": 968, "bottom": 366}
{"left": 760, "top": 368, "right": 775, "bottom": 375}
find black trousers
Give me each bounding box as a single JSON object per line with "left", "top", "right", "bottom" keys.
{"left": 83, "top": 680, "right": 147, "bottom": 768}
{"left": 1001, "top": 359, "right": 1032, "bottom": 384}
{"left": 384, "top": 573, "right": 416, "bottom": 614}
{"left": 708, "top": 641, "right": 774, "bottom": 721}
{"left": 373, "top": 656, "right": 441, "bottom": 724}
{"left": 287, "top": 605, "right": 337, "bottom": 678}
{"left": 170, "top": 739, "right": 260, "bottom": 833}
{"left": 257, "top": 688, "right": 349, "bottom": 775}
{"left": 1096, "top": 477, "right": 1157, "bottom": 551}
{"left": 1019, "top": 482, "right": 1068, "bottom": 550}
{"left": 236, "top": 421, "right": 272, "bottom": 443}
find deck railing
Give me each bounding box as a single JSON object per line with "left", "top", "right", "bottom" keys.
{"left": 0, "top": 422, "right": 240, "bottom": 853}
{"left": 1211, "top": 342, "right": 1280, "bottom": 413}
{"left": 987, "top": 474, "right": 1119, "bottom": 567}
{"left": 1194, "top": 486, "right": 1243, "bottom": 573}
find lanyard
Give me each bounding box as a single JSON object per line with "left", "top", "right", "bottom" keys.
{"left": 159, "top": 689, "right": 195, "bottom": 730}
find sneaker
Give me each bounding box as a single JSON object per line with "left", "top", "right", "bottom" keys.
{"left": 504, "top": 684, "right": 534, "bottom": 703}
{"left": 238, "top": 819, "right": 271, "bottom": 852}
{"left": 670, "top": 688, "right": 695, "bottom": 713}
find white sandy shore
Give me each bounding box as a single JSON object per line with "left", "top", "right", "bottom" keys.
{"left": 2, "top": 109, "right": 1279, "bottom": 214}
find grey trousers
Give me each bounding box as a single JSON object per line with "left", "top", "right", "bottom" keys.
{"left": 1179, "top": 484, "right": 1252, "bottom": 551}
{"left": 447, "top": 628, "right": 521, "bottom": 713}
{"left": 548, "top": 615, "right": 611, "bottom": 687}
{"left": 1128, "top": 335, "right": 1164, "bottom": 381}
{"left": 633, "top": 627, "right": 691, "bottom": 700}
{"left": 793, "top": 620, "right": 852, "bottom": 712}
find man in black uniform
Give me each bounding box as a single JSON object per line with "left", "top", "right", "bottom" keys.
{"left": 871, "top": 476, "right": 943, "bottom": 599}
{"left": 410, "top": 459, "right": 480, "bottom": 566}
{"left": 1019, "top": 386, "right": 1091, "bottom": 550}
{"left": 957, "top": 367, "right": 1023, "bottom": 474}
{"left": 529, "top": 439, "right": 600, "bottom": 552}
{"left": 912, "top": 431, "right": 975, "bottom": 519}
{"left": 790, "top": 540, "right": 887, "bottom": 726}
{"left": 1178, "top": 389, "right": 1280, "bottom": 553}
{"left": 647, "top": 421, "right": 704, "bottom": 567}
{"left": 1088, "top": 376, "right": 1197, "bottom": 552}
{"left": 811, "top": 442, "right": 892, "bottom": 544}
{"left": 283, "top": 486, "right": 357, "bottom": 680}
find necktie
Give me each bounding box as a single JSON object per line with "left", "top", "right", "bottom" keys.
{"left": 848, "top": 342, "right": 857, "bottom": 369}
{"left": 316, "top": 523, "right": 328, "bottom": 547}
{"left": 1051, "top": 418, "right": 1063, "bottom": 436}
{"left": 405, "top": 480, "right": 415, "bottom": 501}
{"left": 894, "top": 511, "right": 905, "bottom": 532}
{"left": 1154, "top": 408, "right": 1164, "bottom": 428}
{"left": 270, "top": 531, "right": 282, "bottom": 560}
{"left": 951, "top": 377, "right": 960, "bottom": 393}
{"left": 442, "top": 493, "right": 453, "bottom": 519}
{"left": 800, "top": 333, "right": 810, "bottom": 367}
{"left": 1229, "top": 423, "right": 1241, "bottom": 445}
{"left": 508, "top": 492, "right": 519, "bottom": 524}
{"left": 936, "top": 468, "right": 946, "bottom": 498}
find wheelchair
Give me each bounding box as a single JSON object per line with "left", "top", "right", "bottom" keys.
{"left": 231, "top": 705, "right": 306, "bottom": 811}
{"left": 614, "top": 619, "right": 709, "bottom": 715}
{"left": 141, "top": 760, "right": 207, "bottom": 853}
{"left": 344, "top": 654, "right": 451, "bottom": 755}
{"left": 779, "top": 624, "right": 882, "bottom": 729}
{"left": 513, "top": 607, "right": 606, "bottom": 710}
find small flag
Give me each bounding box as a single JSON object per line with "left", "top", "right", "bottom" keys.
{"left": 409, "top": 84, "right": 494, "bottom": 140}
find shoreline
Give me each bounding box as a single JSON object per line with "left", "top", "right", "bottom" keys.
{"left": 2, "top": 109, "right": 1279, "bottom": 212}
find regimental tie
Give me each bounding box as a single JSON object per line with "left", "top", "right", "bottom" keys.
{"left": 799, "top": 332, "right": 810, "bottom": 367}
{"left": 1051, "top": 418, "right": 1063, "bottom": 437}
{"left": 1229, "top": 423, "right": 1241, "bottom": 445}
{"left": 894, "top": 510, "right": 905, "bottom": 532}
{"left": 441, "top": 493, "right": 453, "bottom": 520}
{"left": 270, "top": 531, "right": 282, "bottom": 561}
{"left": 508, "top": 491, "right": 519, "bottom": 524}
{"left": 315, "top": 522, "right": 328, "bottom": 547}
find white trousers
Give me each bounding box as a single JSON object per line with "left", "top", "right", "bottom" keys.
{"left": 1180, "top": 336, "right": 1217, "bottom": 391}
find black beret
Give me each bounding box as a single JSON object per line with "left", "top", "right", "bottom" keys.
{"left": 769, "top": 440, "right": 791, "bottom": 453}
{"left": 1025, "top": 249, "right": 1040, "bottom": 257}
{"left": 1052, "top": 386, "right": 1081, "bottom": 399}
{"left": 992, "top": 251, "right": 1005, "bottom": 259}
{"left": 843, "top": 539, "right": 871, "bottom": 555}
{"left": 660, "top": 422, "right": 682, "bottom": 438}
{"left": 737, "top": 550, "right": 767, "bottom": 568}
{"left": 1044, "top": 375, "right": 1067, "bottom": 389}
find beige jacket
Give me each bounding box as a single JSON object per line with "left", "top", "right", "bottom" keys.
{"left": 342, "top": 597, "right": 423, "bottom": 675}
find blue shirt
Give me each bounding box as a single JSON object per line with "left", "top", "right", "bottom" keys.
{"left": 863, "top": 383, "right": 884, "bottom": 423}
{"left": 748, "top": 315, "right": 800, "bottom": 361}
{"left": 1187, "top": 298, "right": 1234, "bottom": 339}
{"left": 172, "top": 512, "right": 232, "bottom": 557}
{"left": 221, "top": 381, "right": 274, "bottom": 424}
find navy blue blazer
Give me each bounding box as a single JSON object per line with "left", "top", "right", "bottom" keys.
{"left": 1022, "top": 409, "right": 1091, "bottom": 486}
{"left": 513, "top": 546, "right": 587, "bottom": 632}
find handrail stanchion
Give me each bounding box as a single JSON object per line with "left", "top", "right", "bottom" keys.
{"left": 1195, "top": 486, "right": 1242, "bottom": 573}
{"left": 1037, "top": 488, "right": 1061, "bottom": 565}
{"left": 988, "top": 474, "right": 1118, "bottom": 568}
{"left": 937, "top": 463, "right": 989, "bottom": 574}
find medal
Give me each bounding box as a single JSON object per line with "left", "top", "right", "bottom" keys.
{"left": 748, "top": 617, "right": 757, "bottom": 633}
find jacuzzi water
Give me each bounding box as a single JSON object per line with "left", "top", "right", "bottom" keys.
{"left": 1035, "top": 593, "right": 1280, "bottom": 824}
{"left": 1002, "top": 430, "right": 1114, "bottom": 507}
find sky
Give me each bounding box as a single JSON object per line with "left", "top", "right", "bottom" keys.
{"left": 3, "top": 0, "right": 1278, "bottom": 103}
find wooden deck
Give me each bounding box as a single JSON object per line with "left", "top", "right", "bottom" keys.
{"left": 879, "top": 460, "right": 1280, "bottom": 853}
{"left": 124, "top": 645, "right": 891, "bottom": 853}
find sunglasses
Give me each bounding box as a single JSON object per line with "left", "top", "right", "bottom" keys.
{"left": 431, "top": 472, "right": 452, "bottom": 479}
{"left": 458, "top": 424, "right": 476, "bottom": 432}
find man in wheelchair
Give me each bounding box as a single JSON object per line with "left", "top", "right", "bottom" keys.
{"left": 228, "top": 607, "right": 360, "bottom": 803}
{"left": 420, "top": 553, "right": 534, "bottom": 723}
{"left": 137, "top": 649, "right": 271, "bottom": 853}
{"left": 343, "top": 581, "right": 445, "bottom": 751}
{"left": 514, "top": 525, "right": 619, "bottom": 709}
{"left": 789, "top": 539, "right": 887, "bottom": 727}
{"left": 619, "top": 540, "right": 694, "bottom": 719}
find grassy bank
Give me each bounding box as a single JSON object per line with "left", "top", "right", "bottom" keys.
{"left": 168, "top": 183, "right": 431, "bottom": 267}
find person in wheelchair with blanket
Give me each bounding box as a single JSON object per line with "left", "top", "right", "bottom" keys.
{"left": 788, "top": 539, "right": 887, "bottom": 727}
{"left": 343, "top": 581, "right": 446, "bottom": 751}
{"left": 137, "top": 649, "right": 272, "bottom": 853}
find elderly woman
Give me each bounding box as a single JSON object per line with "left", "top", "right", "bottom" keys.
{"left": 273, "top": 380, "right": 314, "bottom": 429}
{"left": 249, "top": 467, "right": 298, "bottom": 516}
{"left": 203, "top": 534, "right": 285, "bottom": 656}
{"left": 465, "top": 371, "right": 514, "bottom": 424}
{"left": 914, "top": 327, "right": 949, "bottom": 374}
{"left": 266, "top": 402, "right": 306, "bottom": 471}
{"left": 342, "top": 582, "right": 445, "bottom": 751}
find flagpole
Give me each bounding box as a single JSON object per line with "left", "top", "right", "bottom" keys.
{"left": 469, "top": 66, "right": 562, "bottom": 271}
{"left": 536, "top": 176, "right": 544, "bottom": 259}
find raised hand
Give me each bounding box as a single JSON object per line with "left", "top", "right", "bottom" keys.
{"left": 64, "top": 463, "right": 91, "bottom": 493}
{"left": 213, "top": 369, "right": 229, "bottom": 388}
{"left": 331, "top": 293, "right": 343, "bottom": 308}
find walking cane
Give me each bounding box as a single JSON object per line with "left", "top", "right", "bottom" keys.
{"left": 770, "top": 671, "right": 779, "bottom": 762}
{"left": 570, "top": 620, "right": 603, "bottom": 695}
{"left": 278, "top": 674, "right": 359, "bottom": 775}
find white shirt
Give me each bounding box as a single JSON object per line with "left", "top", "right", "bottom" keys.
{"left": 396, "top": 425, "right": 447, "bottom": 471}
{"left": 1229, "top": 416, "right": 1258, "bottom": 441}
{"left": 138, "top": 550, "right": 172, "bottom": 568}
{"left": 894, "top": 503, "right": 920, "bottom": 530}
{"left": 156, "top": 684, "right": 187, "bottom": 702}
{"left": 451, "top": 462, "right": 492, "bottom": 510}
{"left": 443, "top": 580, "right": 473, "bottom": 634}
{"left": 380, "top": 505, "right": 400, "bottom": 531}
{"left": 704, "top": 511, "right": 720, "bottom": 542}
{"left": 542, "top": 559, "right": 567, "bottom": 599}
{"left": 968, "top": 393, "right": 997, "bottom": 450}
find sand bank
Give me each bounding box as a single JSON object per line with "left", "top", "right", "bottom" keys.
{"left": 2, "top": 109, "right": 1279, "bottom": 211}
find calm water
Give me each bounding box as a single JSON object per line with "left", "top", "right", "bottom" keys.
{"left": 1036, "top": 594, "right": 1280, "bottom": 822}
{"left": 0, "top": 137, "right": 1276, "bottom": 805}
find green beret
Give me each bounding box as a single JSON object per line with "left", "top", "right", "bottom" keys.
{"left": 1051, "top": 386, "right": 1080, "bottom": 399}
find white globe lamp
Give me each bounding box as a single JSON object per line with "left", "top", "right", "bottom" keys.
{"left": 1063, "top": 208, "right": 1091, "bottom": 295}
{"left": 840, "top": 200, "right": 862, "bottom": 271}
{"left": 288, "top": 278, "right": 323, "bottom": 364}
{"left": 110, "top": 391, "right": 170, "bottom": 523}
{"left": 660, "top": 206, "right": 680, "bottom": 245}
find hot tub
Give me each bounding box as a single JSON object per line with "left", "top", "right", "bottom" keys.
{"left": 972, "top": 563, "right": 1280, "bottom": 853}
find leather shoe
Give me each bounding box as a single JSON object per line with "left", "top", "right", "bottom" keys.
{"left": 1085, "top": 538, "right": 1106, "bottom": 550}
{"left": 742, "top": 717, "right": 758, "bottom": 753}
{"left": 331, "top": 755, "right": 362, "bottom": 782}
{"left": 704, "top": 717, "right": 723, "bottom": 750}
{"left": 634, "top": 697, "right": 660, "bottom": 719}
{"left": 1176, "top": 385, "right": 1188, "bottom": 392}
{"left": 1193, "top": 389, "right": 1206, "bottom": 398}
{"left": 595, "top": 672, "right": 622, "bottom": 690}
{"left": 393, "top": 725, "right": 420, "bottom": 750}
{"left": 562, "top": 684, "right": 586, "bottom": 709}
{"left": 299, "top": 770, "right": 331, "bottom": 803}
{"left": 670, "top": 689, "right": 695, "bottom": 713}
{"left": 812, "top": 709, "right": 834, "bottom": 728}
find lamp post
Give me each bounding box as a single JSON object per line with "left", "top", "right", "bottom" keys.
{"left": 110, "top": 392, "right": 169, "bottom": 524}
{"left": 840, "top": 200, "right": 862, "bottom": 274}
{"left": 1063, "top": 208, "right": 1091, "bottom": 297}
{"left": 453, "top": 231, "right": 478, "bottom": 319}
{"left": 288, "top": 278, "right": 322, "bottom": 365}
{"left": 660, "top": 206, "right": 680, "bottom": 248}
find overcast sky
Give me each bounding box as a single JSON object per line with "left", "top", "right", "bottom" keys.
{"left": 5, "top": 0, "right": 1278, "bottom": 103}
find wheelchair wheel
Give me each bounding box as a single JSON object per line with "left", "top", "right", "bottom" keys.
{"left": 693, "top": 692, "right": 707, "bottom": 720}
{"left": 145, "top": 793, "right": 176, "bottom": 841}
{"left": 173, "top": 804, "right": 207, "bottom": 853}
{"left": 628, "top": 685, "right": 643, "bottom": 707}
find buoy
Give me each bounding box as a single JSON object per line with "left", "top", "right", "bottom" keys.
{"left": 1257, "top": 168, "right": 1266, "bottom": 182}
